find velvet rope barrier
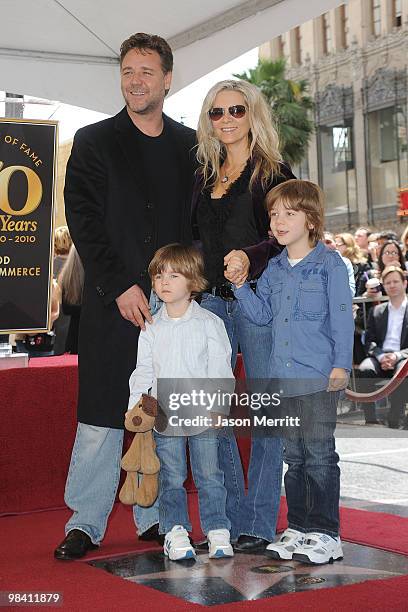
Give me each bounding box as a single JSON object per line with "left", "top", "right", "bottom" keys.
{"left": 346, "top": 359, "right": 408, "bottom": 403}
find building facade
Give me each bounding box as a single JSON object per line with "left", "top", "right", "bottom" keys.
{"left": 260, "top": 0, "right": 408, "bottom": 229}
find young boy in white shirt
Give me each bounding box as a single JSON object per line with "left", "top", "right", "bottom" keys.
{"left": 128, "top": 243, "right": 235, "bottom": 562}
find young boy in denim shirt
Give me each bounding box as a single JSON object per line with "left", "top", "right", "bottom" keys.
{"left": 229, "top": 180, "right": 354, "bottom": 565}
{"left": 128, "top": 244, "right": 235, "bottom": 562}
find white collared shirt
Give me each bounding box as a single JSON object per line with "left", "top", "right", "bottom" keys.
{"left": 128, "top": 300, "right": 235, "bottom": 418}
{"left": 382, "top": 297, "right": 407, "bottom": 353}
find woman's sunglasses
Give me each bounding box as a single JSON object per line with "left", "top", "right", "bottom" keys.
{"left": 208, "top": 105, "right": 247, "bottom": 121}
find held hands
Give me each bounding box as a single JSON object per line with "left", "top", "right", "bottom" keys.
{"left": 116, "top": 284, "right": 152, "bottom": 330}
{"left": 327, "top": 368, "right": 349, "bottom": 392}
{"left": 224, "top": 250, "right": 250, "bottom": 288}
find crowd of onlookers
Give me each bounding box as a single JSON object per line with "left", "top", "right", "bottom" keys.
{"left": 325, "top": 225, "right": 408, "bottom": 429}
{"left": 327, "top": 226, "right": 408, "bottom": 296}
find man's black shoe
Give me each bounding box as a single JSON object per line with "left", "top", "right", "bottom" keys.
{"left": 233, "top": 535, "right": 270, "bottom": 553}
{"left": 139, "top": 523, "right": 164, "bottom": 546}
{"left": 54, "top": 529, "right": 98, "bottom": 560}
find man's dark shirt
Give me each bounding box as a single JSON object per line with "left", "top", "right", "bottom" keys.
{"left": 134, "top": 123, "right": 182, "bottom": 248}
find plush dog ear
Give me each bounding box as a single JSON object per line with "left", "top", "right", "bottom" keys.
{"left": 141, "top": 394, "right": 159, "bottom": 417}
{"left": 154, "top": 403, "right": 168, "bottom": 433}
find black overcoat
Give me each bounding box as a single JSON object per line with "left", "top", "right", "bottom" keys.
{"left": 64, "top": 108, "right": 196, "bottom": 428}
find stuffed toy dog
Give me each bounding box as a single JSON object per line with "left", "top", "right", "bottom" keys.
{"left": 119, "top": 394, "right": 160, "bottom": 507}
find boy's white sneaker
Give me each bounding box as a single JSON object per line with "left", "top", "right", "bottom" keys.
{"left": 164, "top": 525, "right": 196, "bottom": 561}
{"left": 292, "top": 532, "right": 343, "bottom": 565}
{"left": 208, "top": 529, "right": 234, "bottom": 559}
{"left": 265, "top": 528, "right": 305, "bottom": 560}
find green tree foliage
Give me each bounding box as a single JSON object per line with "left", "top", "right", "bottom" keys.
{"left": 234, "top": 58, "right": 313, "bottom": 165}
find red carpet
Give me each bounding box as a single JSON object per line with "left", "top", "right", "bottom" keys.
{"left": 2, "top": 497, "right": 408, "bottom": 611}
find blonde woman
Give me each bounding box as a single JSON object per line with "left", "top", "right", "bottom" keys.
{"left": 192, "top": 79, "right": 294, "bottom": 552}
{"left": 334, "top": 232, "right": 371, "bottom": 296}
{"left": 59, "top": 246, "right": 84, "bottom": 354}
{"left": 53, "top": 225, "right": 72, "bottom": 278}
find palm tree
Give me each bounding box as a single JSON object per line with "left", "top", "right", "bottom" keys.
{"left": 234, "top": 58, "right": 313, "bottom": 166}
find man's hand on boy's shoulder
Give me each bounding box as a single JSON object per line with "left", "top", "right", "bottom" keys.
{"left": 327, "top": 368, "right": 349, "bottom": 392}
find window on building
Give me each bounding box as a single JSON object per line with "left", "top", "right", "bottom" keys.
{"left": 340, "top": 4, "right": 350, "bottom": 49}
{"left": 318, "top": 121, "right": 357, "bottom": 217}
{"left": 333, "top": 126, "right": 354, "bottom": 170}
{"left": 367, "top": 103, "right": 408, "bottom": 214}
{"left": 379, "top": 107, "right": 397, "bottom": 162}
{"left": 371, "top": 0, "right": 381, "bottom": 37}
{"left": 294, "top": 26, "right": 302, "bottom": 64}
{"left": 322, "top": 13, "right": 331, "bottom": 54}
{"left": 393, "top": 0, "right": 402, "bottom": 27}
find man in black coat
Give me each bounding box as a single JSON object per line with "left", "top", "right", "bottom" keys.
{"left": 358, "top": 266, "right": 408, "bottom": 427}
{"left": 55, "top": 33, "right": 196, "bottom": 560}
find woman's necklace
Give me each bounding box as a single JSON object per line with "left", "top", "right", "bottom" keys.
{"left": 220, "top": 160, "right": 247, "bottom": 184}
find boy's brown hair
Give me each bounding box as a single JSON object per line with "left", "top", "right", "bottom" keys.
{"left": 148, "top": 244, "right": 207, "bottom": 298}
{"left": 265, "top": 179, "right": 325, "bottom": 246}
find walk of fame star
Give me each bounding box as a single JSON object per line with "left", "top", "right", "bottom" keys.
{"left": 89, "top": 542, "right": 408, "bottom": 606}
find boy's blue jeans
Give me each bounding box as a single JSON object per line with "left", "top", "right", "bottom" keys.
{"left": 200, "top": 293, "right": 283, "bottom": 542}
{"left": 280, "top": 390, "right": 340, "bottom": 538}
{"left": 154, "top": 429, "right": 230, "bottom": 535}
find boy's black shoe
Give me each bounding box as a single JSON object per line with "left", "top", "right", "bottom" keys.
{"left": 139, "top": 523, "right": 165, "bottom": 546}
{"left": 233, "top": 535, "right": 269, "bottom": 552}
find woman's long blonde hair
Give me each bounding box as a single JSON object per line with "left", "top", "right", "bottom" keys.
{"left": 335, "top": 233, "right": 367, "bottom": 264}
{"left": 59, "top": 245, "right": 84, "bottom": 306}
{"left": 196, "top": 79, "right": 282, "bottom": 190}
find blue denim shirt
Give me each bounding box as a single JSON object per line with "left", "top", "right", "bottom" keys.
{"left": 235, "top": 241, "right": 354, "bottom": 396}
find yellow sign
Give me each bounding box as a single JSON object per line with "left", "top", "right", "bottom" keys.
{"left": 0, "top": 118, "right": 58, "bottom": 333}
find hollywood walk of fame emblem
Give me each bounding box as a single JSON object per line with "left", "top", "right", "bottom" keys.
{"left": 89, "top": 542, "right": 408, "bottom": 606}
